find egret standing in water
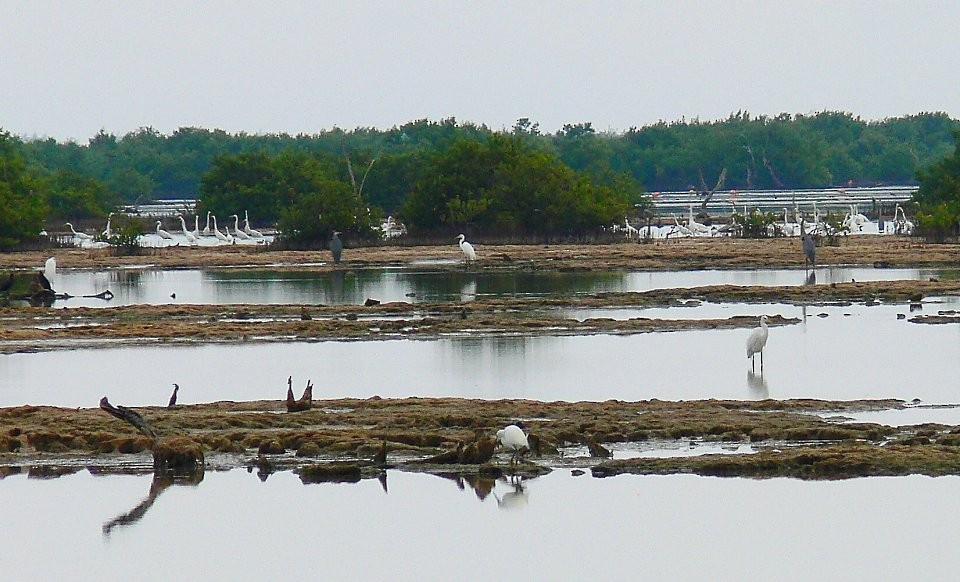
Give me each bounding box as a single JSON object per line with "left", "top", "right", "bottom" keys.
{"left": 746, "top": 315, "right": 769, "bottom": 372}
{"left": 496, "top": 424, "right": 529, "bottom": 466}
{"left": 330, "top": 231, "right": 343, "bottom": 265}
{"left": 457, "top": 234, "right": 476, "bottom": 262}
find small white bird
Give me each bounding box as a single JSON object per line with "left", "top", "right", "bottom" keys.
{"left": 178, "top": 215, "right": 197, "bottom": 244}
{"left": 155, "top": 220, "right": 174, "bottom": 240}
{"left": 64, "top": 222, "right": 93, "bottom": 240}
{"left": 746, "top": 315, "right": 770, "bottom": 372}
{"left": 211, "top": 215, "right": 228, "bottom": 243}
{"left": 243, "top": 210, "right": 264, "bottom": 238}
{"left": 496, "top": 424, "right": 529, "bottom": 465}
{"left": 457, "top": 233, "right": 477, "bottom": 261}
{"left": 230, "top": 215, "right": 251, "bottom": 240}
{"left": 102, "top": 213, "right": 114, "bottom": 238}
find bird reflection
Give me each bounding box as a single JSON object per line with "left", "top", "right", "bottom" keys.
{"left": 459, "top": 278, "right": 477, "bottom": 302}
{"left": 804, "top": 271, "right": 816, "bottom": 286}
{"left": 746, "top": 370, "right": 769, "bottom": 400}
{"left": 102, "top": 471, "right": 204, "bottom": 537}
{"left": 328, "top": 269, "right": 346, "bottom": 304}
{"left": 493, "top": 475, "right": 529, "bottom": 511}
{"left": 435, "top": 472, "right": 497, "bottom": 500}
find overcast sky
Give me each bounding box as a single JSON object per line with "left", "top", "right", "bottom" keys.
{"left": 2, "top": 1, "right": 958, "bottom": 142}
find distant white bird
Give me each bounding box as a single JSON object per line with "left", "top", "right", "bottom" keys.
{"left": 155, "top": 220, "right": 174, "bottom": 240}
{"left": 230, "top": 215, "right": 251, "bottom": 240}
{"left": 211, "top": 215, "right": 228, "bottom": 242}
{"left": 44, "top": 256, "right": 57, "bottom": 279}
{"left": 746, "top": 315, "right": 770, "bottom": 372}
{"left": 202, "top": 211, "right": 212, "bottom": 236}
{"left": 496, "top": 424, "right": 529, "bottom": 465}
{"left": 102, "top": 213, "right": 114, "bottom": 238}
{"left": 178, "top": 215, "right": 198, "bottom": 244}
{"left": 687, "top": 205, "right": 711, "bottom": 235}
{"left": 192, "top": 215, "right": 201, "bottom": 239}
{"left": 672, "top": 216, "right": 693, "bottom": 237}
{"left": 64, "top": 222, "right": 93, "bottom": 240}
{"left": 243, "top": 210, "right": 264, "bottom": 238}
{"left": 457, "top": 233, "right": 477, "bottom": 261}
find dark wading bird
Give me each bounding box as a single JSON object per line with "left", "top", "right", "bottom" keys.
{"left": 800, "top": 219, "right": 816, "bottom": 270}
{"left": 168, "top": 383, "right": 179, "bottom": 407}
{"left": 746, "top": 315, "right": 769, "bottom": 372}
{"left": 330, "top": 231, "right": 343, "bottom": 265}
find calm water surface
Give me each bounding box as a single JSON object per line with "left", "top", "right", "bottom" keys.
{"left": 44, "top": 265, "right": 954, "bottom": 308}
{"left": 1, "top": 469, "right": 958, "bottom": 580}
{"left": 2, "top": 299, "right": 959, "bottom": 408}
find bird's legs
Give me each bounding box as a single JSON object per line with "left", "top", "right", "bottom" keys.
{"left": 759, "top": 351, "right": 764, "bottom": 372}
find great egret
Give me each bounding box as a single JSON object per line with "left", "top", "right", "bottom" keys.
{"left": 178, "top": 215, "right": 197, "bottom": 244}
{"left": 226, "top": 215, "right": 249, "bottom": 240}
{"left": 243, "top": 210, "right": 263, "bottom": 238}
{"left": 155, "top": 221, "right": 174, "bottom": 240}
{"left": 457, "top": 234, "right": 477, "bottom": 261}
{"left": 211, "top": 215, "right": 228, "bottom": 242}
{"left": 746, "top": 315, "right": 769, "bottom": 372}
{"left": 496, "top": 424, "right": 529, "bottom": 465}
{"left": 687, "top": 205, "right": 711, "bottom": 235}
{"left": 330, "top": 231, "right": 343, "bottom": 264}
{"left": 102, "top": 213, "right": 113, "bottom": 238}
{"left": 192, "top": 215, "right": 201, "bottom": 239}
{"left": 65, "top": 222, "right": 93, "bottom": 240}
{"left": 44, "top": 256, "right": 57, "bottom": 278}
{"left": 202, "top": 211, "right": 212, "bottom": 236}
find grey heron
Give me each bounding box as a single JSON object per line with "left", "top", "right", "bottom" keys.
{"left": 330, "top": 231, "right": 343, "bottom": 264}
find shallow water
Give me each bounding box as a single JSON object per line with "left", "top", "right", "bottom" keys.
{"left": 1, "top": 469, "right": 959, "bottom": 580}
{"left": 44, "top": 265, "right": 954, "bottom": 308}
{"left": 3, "top": 299, "right": 959, "bottom": 409}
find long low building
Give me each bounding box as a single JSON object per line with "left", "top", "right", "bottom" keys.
{"left": 651, "top": 185, "right": 917, "bottom": 217}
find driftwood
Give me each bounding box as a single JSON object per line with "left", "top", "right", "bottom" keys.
{"left": 285, "top": 376, "right": 313, "bottom": 412}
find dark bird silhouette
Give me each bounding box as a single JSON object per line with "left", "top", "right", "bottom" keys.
{"left": 330, "top": 231, "right": 343, "bottom": 265}
{"left": 800, "top": 219, "right": 816, "bottom": 270}
{"left": 168, "top": 383, "right": 179, "bottom": 407}
{"left": 36, "top": 270, "right": 52, "bottom": 291}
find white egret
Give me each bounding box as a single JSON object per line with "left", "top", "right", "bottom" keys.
{"left": 64, "top": 222, "right": 93, "bottom": 241}
{"left": 457, "top": 234, "right": 477, "bottom": 261}
{"left": 44, "top": 256, "right": 57, "bottom": 278}
{"left": 211, "top": 215, "right": 228, "bottom": 242}
{"left": 496, "top": 424, "right": 529, "bottom": 465}
{"left": 243, "top": 210, "right": 264, "bottom": 237}
{"left": 687, "top": 205, "right": 711, "bottom": 235}
{"left": 230, "top": 215, "right": 251, "bottom": 240}
{"left": 672, "top": 216, "right": 693, "bottom": 237}
{"left": 746, "top": 315, "right": 770, "bottom": 372}
{"left": 202, "top": 211, "right": 212, "bottom": 236}
{"left": 102, "top": 213, "right": 113, "bottom": 238}
{"left": 178, "top": 215, "right": 198, "bottom": 244}
{"left": 192, "top": 215, "right": 201, "bottom": 239}
{"left": 155, "top": 220, "right": 174, "bottom": 240}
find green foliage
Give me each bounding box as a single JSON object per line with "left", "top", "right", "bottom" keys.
{"left": 818, "top": 211, "right": 849, "bottom": 246}
{"left": 96, "top": 214, "right": 145, "bottom": 254}
{"left": 0, "top": 131, "right": 47, "bottom": 249}
{"left": 44, "top": 169, "right": 119, "bottom": 220}
{"left": 731, "top": 210, "right": 779, "bottom": 238}
{"left": 402, "top": 134, "right": 634, "bottom": 236}
{"left": 199, "top": 150, "right": 377, "bottom": 244}
{"left": 914, "top": 203, "right": 959, "bottom": 243}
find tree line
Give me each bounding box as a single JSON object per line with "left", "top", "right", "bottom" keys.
{"left": 2, "top": 111, "right": 960, "bottom": 248}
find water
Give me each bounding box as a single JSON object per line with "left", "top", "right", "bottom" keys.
{"left": 1, "top": 468, "right": 958, "bottom": 580}
{"left": 44, "top": 265, "right": 954, "bottom": 308}
{"left": 3, "top": 299, "right": 959, "bottom": 409}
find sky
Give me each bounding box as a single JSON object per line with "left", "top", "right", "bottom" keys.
{"left": 2, "top": 1, "right": 959, "bottom": 142}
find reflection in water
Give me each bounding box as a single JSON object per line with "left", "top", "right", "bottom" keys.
{"left": 493, "top": 476, "right": 529, "bottom": 511}
{"left": 746, "top": 370, "right": 769, "bottom": 399}
{"left": 102, "top": 471, "right": 204, "bottom": 537}
{"left": 804, "top": 271, "right": 817, "bottom": 286}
